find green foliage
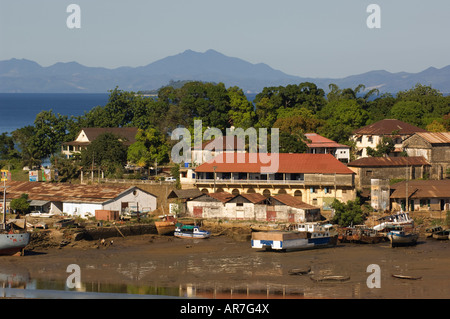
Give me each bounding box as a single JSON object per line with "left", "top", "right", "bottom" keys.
{"left": 81, "top": 133, "right": 127, "bottom": 176}
{"left": 331, "top": 198, "right": 365, "bottom": 227}
{"left": 10, "top": 193, "right": 30, "bottom": 214}
{"left": 366, "top": 135, "right": 396, "bottom": 157}
{"left": 127, "top": 128, "right": 169, "bottom": 167}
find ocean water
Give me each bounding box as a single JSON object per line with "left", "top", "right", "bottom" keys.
{"left": 0, "top": 93, "right": 258, "bottom": 135}
{"left": 0, "top": 93, "right": 110, "bottom": 134}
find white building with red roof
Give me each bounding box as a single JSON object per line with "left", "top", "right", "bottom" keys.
{"left": 305, "top": 133, "right": 350, "bottom": 163}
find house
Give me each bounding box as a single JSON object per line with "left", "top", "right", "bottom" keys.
{"left": 186, "top": 192, "right": 321, "bottom": 222}
{"left": 351, "top": 119, "right": 427, "bottom": 159}
{"left": 62, "top": 127, "right": 138, "bottom": 158}
{"left": 390, "top": 179, "right": 450, "bottom": 212}
{"left": 167, "top": 188, "right": 203, "bottom": 215}
{"left": 194, "top": 153, "right": 356, "bottom": 210}
{"left": 403, "top": 132, "right": 450, "bottom": 180}
{"left": 3, "top": 181, "right": 157, "bottom": 219}
{"left": 305, "top": 133, "right": 350, "bottom": 163}
{"left": 347, "top": 156, "right": 431, "bottom": 190}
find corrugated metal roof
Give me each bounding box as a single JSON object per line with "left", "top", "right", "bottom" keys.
{"left": 416, "top": 132, "right": 450, "bottom": 144}
{"left": 167, "top": 189, "right": 203, "bottom": 199}
{"left": 305, "top": 133, "right": 350, "bottom": 149}
{"left": 195, "top": 153, "right": 354, "bottom": 174}
{"left": 4, "top": 181, "right": 138, "bottom": 204}
{"left": 348, "top": 156, "right": 430, "bottom": 167}
{"left": 353, "top": 119, "right": 427, "bottom": 135}
{"left": 390, "top": 180, "right": 450, "bottom": 199}
{"left": 271, "top": 194, "right": 319, "bottom": 210}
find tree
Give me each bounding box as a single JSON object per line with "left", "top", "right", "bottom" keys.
{"left": 32, "top": 110, "right": 69, "bottom": 159}
{"left": 51, "top": 155, "right": 79, "bottom": 182}
{"left": 331, "top": 198, "right": 365, "bottom": 227}
{"left": 227, "top": 86, "right": 256, "bottom": 129}
{"left": 366, "top": 135, "right": 396, "bottom": 157}
{"left": 11, "top": 126, "right": 41, "bottom": 168}
{"left": 80, "top": 133, "right": 128, "bottom": 176}
{"left": 389, "top": 101, "right": 424, "bottom": 127}
{"left": 0, "top": 133, "right": 16, "bottom": 160}
{"left": 10, "top": 194, "right": 30, "bottom": 214}
{"left": 127, "top": 128, "right": 169, "bottom": 168}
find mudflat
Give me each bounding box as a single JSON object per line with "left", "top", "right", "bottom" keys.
{"left": 2, "top": 233, "right": 450, "bottom": 299}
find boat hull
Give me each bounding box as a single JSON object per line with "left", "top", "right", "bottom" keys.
{"left": 0, "top": 232, "right": 31, "bottom": 256}
{"left": 174, "top": 231, "right": 210, "bottom": 239}
{"left": 252, "top": 232, "right": 337, "bottom": 251}
{"left": 155, "top": 221, "right": 176, "bottom": 236}
{"left": 387, "top": 232, "right": 418, "bottom": 247}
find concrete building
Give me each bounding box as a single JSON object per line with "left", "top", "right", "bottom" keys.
{"left": 194, "top": 153, "right": 356, "bottom": 211}
{"left": 186, "top": 192, "right": 321, "bottom": 222}
{"left": 403, "top": 132, "right": 450, "bottom": 180}
{"left": 347, "top": 156, "right": 431, "bottom": 190}
{"left": 351, "top": 119, "right": 427, "bottom": 159}
{"left": 390, "top": 179, "right": 450, "bottom": 212}
{"left": 3, "top": 181, "right": 157, "bottom": 219}
{"left": 305, "top": 133, "right": 351, "bottom": 163}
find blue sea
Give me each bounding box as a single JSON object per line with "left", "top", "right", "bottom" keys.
{"left": 0, "top": 93, "right": 110, "bottom": 134}
{"left": 0, "top": 93, "right": 258, "bottom": 135}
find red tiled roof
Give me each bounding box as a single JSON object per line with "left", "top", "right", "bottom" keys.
{"left": 195, "top": 153, "right": 354, "bottom": 174}
{"left": 207, "top": 192, "right": 236, "bottom": 203}
{"left": 347, "top": 156, "right": 430, "bottom": 167}
{"left": 353, "top": 119, "right": 427, "bottom": 135}
{"left": 305, "top": 133, "right": 350, "bottom": 149}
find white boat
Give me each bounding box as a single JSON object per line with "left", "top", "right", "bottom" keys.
{"left": 373, "top": 212, "right": 414, "bottom": 231}
{"left": 251, "top": 223, "right": 338, "bottom": 251}
{"left": 174, "top": 224, "right": 210, "bottom": 239}
{"left": 0, "top": 219, "right": 30, "bottom": 256}
{"left": 387, "top": 229, "right": 418, "bottom": 247}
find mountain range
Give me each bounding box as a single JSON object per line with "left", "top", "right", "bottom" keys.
{"left": 1, "top": 49, "right": 450, "bottom": 94}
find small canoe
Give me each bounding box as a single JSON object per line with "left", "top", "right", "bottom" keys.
{"left": 392, "top": 274, "right": 422, "bottom": 280}
{"left": 288, "top": 266, "right": 311, "bottom": 275}
{"left": 310, "top": 275, "right": 350, "bottom": 282}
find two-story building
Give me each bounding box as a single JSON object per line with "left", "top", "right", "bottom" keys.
{"left": 62, "top": 127, "right": 138, "bottom": 158}
{"left": 305, "top": 133, "right": 351, "bottom": 163}
{"left": 351, "top": 119, "right": 427, "bottom": 159}
{"left": 194, "top": 153, "right": 356, "bottom": 211}
{"left": 402, "top": 132, "right": 450, "bottom": 180}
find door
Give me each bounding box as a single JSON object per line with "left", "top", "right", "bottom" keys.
{"left": 193, "top": 206, "right": 203, "bottom": 218}
{"left": 266, "top": 210, "right": 276, "bottom": 222}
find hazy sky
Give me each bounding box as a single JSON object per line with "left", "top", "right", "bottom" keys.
{"left": 1, "top": 0, "right": 450, "bottom": 78}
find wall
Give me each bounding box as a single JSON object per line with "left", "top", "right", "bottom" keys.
{"left": 103, "top": 188, "right": 157, "bottom": 212}
{"left": 63, "top": 202, "right": 103, "bottom": 219}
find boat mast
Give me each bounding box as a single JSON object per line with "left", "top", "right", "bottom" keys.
{"left": 2, "top": 179, "right": 6, "bottom": 225}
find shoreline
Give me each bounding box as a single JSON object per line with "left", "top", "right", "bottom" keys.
{"left": 2, "top": 231, "right": 450, "bottom": 299}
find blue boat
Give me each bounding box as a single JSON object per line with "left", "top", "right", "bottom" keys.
{"left": 251, "top": 223, "right": 338, "bottom": 251}
{"left": 174, "top": 223, "right": 210, "bottom": 239}
{"left": 387, "top": 229, "right": 418, "bottom": 247}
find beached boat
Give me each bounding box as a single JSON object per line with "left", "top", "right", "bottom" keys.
{"left": 432, "top": 229, "right": 450, "bottom": 240}
{"left": 174, "top": 224, "right": 210, "bottom": 239}
{"left": 373, "top": 212, "right": 414, "bottom": 232}
{"left": 0, "top": 219, "right": 30, "bottom": 256}
{"left": 387, "top": 229, "right": 418, "bottom": 247}
{"left": 251, "top": 223, "right": 338, "bottom": 251}
{"left": 425, "top": 226, "right": 443, "bottom": 238}
{"left": 155, "top": 215, "right": 177, "bottom": 236}
{"left": 338, "top": 226, "right": 384, "bottom": 244}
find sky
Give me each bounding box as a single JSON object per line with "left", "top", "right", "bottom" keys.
{"left": 1, "top": 0, "right": 450, "bottom": 78}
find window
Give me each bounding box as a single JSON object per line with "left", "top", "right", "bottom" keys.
{"left": 366, "top": 170, "right": 373, "bottom": 177}
{"left": 236, "top": 203, "right": 244, "bottom": 207}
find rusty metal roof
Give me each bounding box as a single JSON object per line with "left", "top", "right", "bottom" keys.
{"left": 353, "top": 119, "right": 427, "bottom": 135}
{"left": 348, "top": 156, "right": 430, "bottom": 167}
{"left": 390, "top": 180, "right": 450, "bottom": 199}
{"left": 4, "top": 181, "right": 137, "bottom": 204}
{"left": 271, "top": 194, "right": 319, "bottom": 210}
{"left": 415, "top": 132, "right": 450, "bottom": 144}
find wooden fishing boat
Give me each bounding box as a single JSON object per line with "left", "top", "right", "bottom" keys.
{"left": 310, "top": 275, "right": 350, "bottom": 282}
{"left": 425, "top": 226, "right": 443, "bottom": 238}
{"left": 387, "top": 229, "right": 418, "bottom": 247}
{"left": 432, "top": 229, "right": 450, "bottom": 240}
{"left": 155, "top": 215, "right": 177, "bottom": 236}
